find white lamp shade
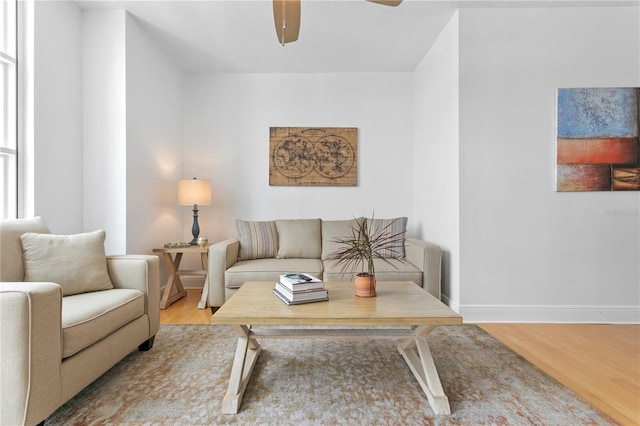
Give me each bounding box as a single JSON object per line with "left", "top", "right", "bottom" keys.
{"left": 178, "top": 179, "right": 211, "bottom": 205}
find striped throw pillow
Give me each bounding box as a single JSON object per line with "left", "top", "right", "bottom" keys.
{"left": 236, "top": 220, "right": 278, "bottom": 260}
{"left": 366, "top": 217, "right": 407, "bottom": 259}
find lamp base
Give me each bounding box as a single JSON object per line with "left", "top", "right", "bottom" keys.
{"left": 190, "top": 206, "right": 200, "bottom": 246}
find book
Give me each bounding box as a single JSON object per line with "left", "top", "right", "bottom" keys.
{"left": 278, "top": 273, "right": 324, "bottom": 291}
{"left": 278, "top": 280, "right": 325, "bottom": 292}
{"left": 273, "top": 287, "right": 329, "bottom": 305}
{"left": 274, "top": 282, "right": 328, "bottom": 301}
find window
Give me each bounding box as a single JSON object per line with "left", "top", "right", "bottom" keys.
{"left": 1, "top": 0, "right": 17, "bottom": 219}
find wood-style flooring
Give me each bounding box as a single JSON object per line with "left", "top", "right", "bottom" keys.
{"left": 480, "top": 323, "right": 639, "bottom": 426}
{"left": 161, "top": 289, "right": 640, "bottom": 425}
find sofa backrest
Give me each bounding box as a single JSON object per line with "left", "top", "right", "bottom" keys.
{"left": 0, "top": 216, "right": 50, "bottom": 282}
{"left": 233, "top": 217, "right": 406, "bottom": 261}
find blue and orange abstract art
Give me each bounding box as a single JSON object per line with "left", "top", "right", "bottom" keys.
{"left": 557, "top": 87, "right": 640, "bottom": 191}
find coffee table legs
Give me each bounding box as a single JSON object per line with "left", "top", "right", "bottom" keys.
{"left": 222, "top": 325, "right": 262, "bottom": 415}
{"left": 398, "top": 325, "right": 451, "bottom": 415}
{"left": 220, "top": 325, "right": 450, "bottom": 416}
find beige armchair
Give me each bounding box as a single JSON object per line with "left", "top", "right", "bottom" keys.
{"left": 0, "top": 217, "right": 160, "bottom": 426}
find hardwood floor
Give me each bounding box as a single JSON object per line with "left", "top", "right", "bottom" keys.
{"left": 159, "top": 288, "right": 212, "bottom": 324}
{"left": 161, "top": 289, "right": 640, "bottom": 425}
{"left": 480, "top": 323, "right": 639, "bottom": 426}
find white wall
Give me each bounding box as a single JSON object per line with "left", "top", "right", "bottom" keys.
{"left": 125, "top": 14, "right": 184, "bottom": 256}
{"left": 183, "top": 72, "right": 416, "bottom": 243}
{"left": 30, "top": 3, "right": 640, "bottom": 321}
{"left": 413, "top": 11, "right": 460, "bottom": 308}
{"left": 33, "top": 1, "right": 83, "bottom": 234}
{"left": 82, "top": 9, "right": 127, "bottom": 254}
{"left": 457, "top": 7, "right": 640, "bottom": 323}
{"left": 82, "top": 10, "right": 186, "bottom": 257}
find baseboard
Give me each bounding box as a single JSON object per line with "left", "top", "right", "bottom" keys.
{"left": 457, "top": 303, "right": 640, "bottom": 324}
{"left": 440, "top": 294, "right": 639, "bottom": 323}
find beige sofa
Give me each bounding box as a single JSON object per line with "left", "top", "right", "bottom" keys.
{"left": 207, "top": 217, "right": 442, "bottom": 308}
{"left": 0, "top": 217, "right": 160, "bottom": 426}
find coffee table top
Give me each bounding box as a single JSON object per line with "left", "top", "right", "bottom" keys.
{"left": 211, "top": 281, "right": 462, "bottom": 327}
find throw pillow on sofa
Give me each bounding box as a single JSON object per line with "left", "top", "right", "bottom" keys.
{"left": 366, "top": 217, "right": 408, "bottom": 259}
{"left": 20, "top": 230, "right": 113, "bottom": 296}
{"left": 276, "top": 218, "right": 322, "bottom": 259}
{"left": 321, "top": 217, "right": 363, "bottom": 260}
{"left": 236, "top": 220, "right": 279, "bottom": 260}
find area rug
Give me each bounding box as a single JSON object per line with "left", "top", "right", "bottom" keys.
{"left": 46, "top": 324, "right": 613, "bottom": 425}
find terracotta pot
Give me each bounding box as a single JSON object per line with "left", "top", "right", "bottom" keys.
{"left": 354, "top": 274, "right": 376, "bottom": 298}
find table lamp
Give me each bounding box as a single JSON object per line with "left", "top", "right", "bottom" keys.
{"left": 178, "top": 178, "right": 211, "bottom": 245}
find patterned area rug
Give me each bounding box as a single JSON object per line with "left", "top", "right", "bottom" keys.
{"left": 46, "top": 324, "right": 613, "bottom": 425}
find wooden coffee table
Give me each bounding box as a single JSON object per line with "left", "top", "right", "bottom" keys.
{"left": 210, "top": 281, "right": 463, "bottom": 415}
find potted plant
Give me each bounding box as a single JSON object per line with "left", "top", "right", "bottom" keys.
{"left": 331, "top": 216, "right": 405, "bottom": 297}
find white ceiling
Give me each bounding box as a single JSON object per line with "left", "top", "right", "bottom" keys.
{"left": 75, "top": 0, "right": 638, "bottom": 73}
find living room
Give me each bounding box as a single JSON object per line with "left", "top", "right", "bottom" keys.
{"left": 2, "top": 0, "right": 639, "bottom": 424}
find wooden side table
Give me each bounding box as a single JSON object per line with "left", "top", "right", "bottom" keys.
{"left": 153, "top": 244, "right": 212, "bottom": 310}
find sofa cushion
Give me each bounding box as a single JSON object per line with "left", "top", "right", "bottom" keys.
{"left": 321, "top": 217, "right": 363, "bottom": 260}
{"left": 275, "top": 219, "right": 322, "bottom": 259}
{"left": 236, "top": 220, "right": 279, "bottom": 260}
{"left": 20, "top": 230, "right": 113, "bottom": 296}
{"left": 367, "top": 217, "right": 408, "bottom": 259}
{"left": 323, "top": 258, "right": 422, "bottom": 285}
{"left": 225, "top": 258, "right": 323, "bottom": 289}
{"left": 61, "top": 289, "right": 145, "bottom": 358}
{"left": 0, "top": 216, "right": 50, "bottom": 282}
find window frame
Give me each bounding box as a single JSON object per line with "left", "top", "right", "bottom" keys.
{"left": 1, "top": 0, "right": 18, "bottom": 220}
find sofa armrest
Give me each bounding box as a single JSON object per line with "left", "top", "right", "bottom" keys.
{"left": 107, "top": 255, "right": 160, "bottom": 338}
{"left": 405, "top": 238, "right": 442, "bottom": 300}
{"left": 207, "top": 239, "right": 240, "bottom": 308}
{"left": 0, "top": 282, "right": 63, "bottom": 426}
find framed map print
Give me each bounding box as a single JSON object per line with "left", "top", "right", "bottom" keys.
{"left": 269, "top": 127, "right": 357, "bottom": 186}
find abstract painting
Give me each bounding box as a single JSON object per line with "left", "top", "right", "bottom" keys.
{"left": 556, "top": 87, "right": 640, "bottom": 191}
{"left": 269, "top": 127, "right": 357, "bottom": 186}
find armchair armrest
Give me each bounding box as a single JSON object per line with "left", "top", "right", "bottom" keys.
{"left": 107, "top": 255, "right": 160, "bottom": 337}
{"left": 207, "top": 239, "right": 240, "bottom": 308}
{"left": 405, "top": 238, "right": 442, "bottom": 300}
{"left": 0, "top": 282, "right": 63, "bottom": 426}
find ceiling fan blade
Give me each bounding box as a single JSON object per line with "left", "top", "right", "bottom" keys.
{"left": 273, "top": 0, "right": 301, "bottom": 45}
{"left": 366, "top": 0, "right": 402, "bottom": 6}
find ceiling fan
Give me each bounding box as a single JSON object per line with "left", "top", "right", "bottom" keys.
{"left": 273, "top": 0, "right": 402, "bottom": 45}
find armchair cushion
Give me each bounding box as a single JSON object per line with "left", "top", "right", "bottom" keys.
{"left": 61, "top": 289, "right": 145, "bottom": 358}
{"left": 20, "top": 230, "right": 113, "bottom": 296}
{"left": 236, "top": 220, "right": 279, "bottom": 260}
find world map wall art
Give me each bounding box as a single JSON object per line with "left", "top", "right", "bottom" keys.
{"left": 556, "top": 87, "right": 640, "bottom": 191}
{"left": 269, "top": 127, "right": 357, "bottom": 186}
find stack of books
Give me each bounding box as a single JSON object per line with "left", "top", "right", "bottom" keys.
{"left": 273, "top": 273, "right": 329, "bottom": 305}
